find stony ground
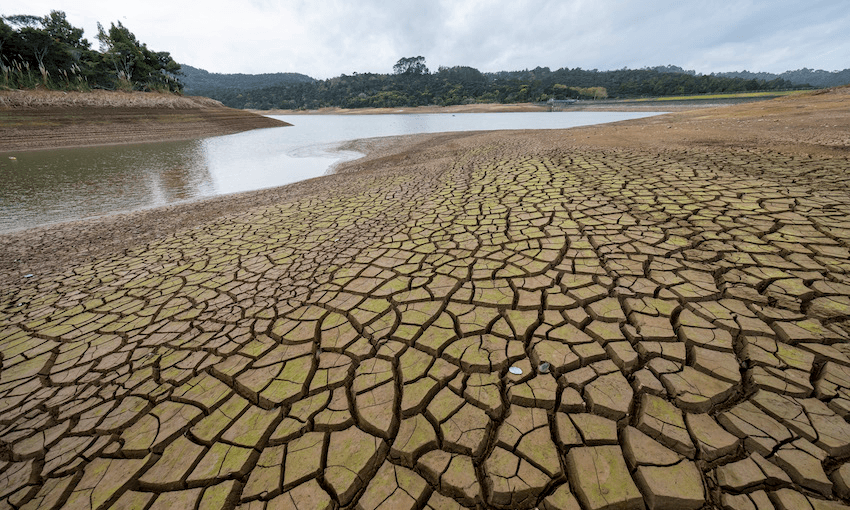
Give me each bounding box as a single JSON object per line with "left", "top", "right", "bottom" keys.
{"left": 2, "top": 90, "right": 850, "bottom": 509}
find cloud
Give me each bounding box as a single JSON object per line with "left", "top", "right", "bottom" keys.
{"left": 4, "top": 0, "right": 848, "bottom": 78}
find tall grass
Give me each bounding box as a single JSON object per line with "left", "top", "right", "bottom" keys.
{"left": 0, "top": 61, "right": 183, "bottom": 94}
{"left": 0, "top": 60, "right": 91, "bottom": 92}
{"left": 114, "top": 70, "right": 133, "bottom": 92}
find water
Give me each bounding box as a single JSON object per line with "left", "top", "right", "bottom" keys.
{"left": 0, "top": 111, "right": 664, "bottom": 232}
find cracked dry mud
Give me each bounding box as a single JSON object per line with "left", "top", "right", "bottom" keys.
{"left": 2, "top": 91, "right": 850, "bottom": 509}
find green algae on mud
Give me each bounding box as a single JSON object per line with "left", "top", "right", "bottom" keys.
{"left": 1, "top": 89, "right": 850, "bottom": 509}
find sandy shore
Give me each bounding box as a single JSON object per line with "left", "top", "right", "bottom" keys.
{"left": 0, "top": 89, "right": 288, "bottom": 152}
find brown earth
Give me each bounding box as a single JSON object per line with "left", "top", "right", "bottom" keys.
{"left": 0, "top": 87, "right": 850, "bottom": 509}
{"left": 1, "top": 86, "right": 848, "bottom": 297}
{"left": 0, "top": 89, "right": 289, "bottom": 152}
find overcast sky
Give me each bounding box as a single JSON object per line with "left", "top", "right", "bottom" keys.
{"left": 5, "top": 0, "right": 849, "bottom": 79}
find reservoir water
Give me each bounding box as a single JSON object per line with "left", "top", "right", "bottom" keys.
{"left": 0, "top": 111, "right": 663, "bottom": 232}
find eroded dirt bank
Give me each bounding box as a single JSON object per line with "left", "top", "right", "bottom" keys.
{"left": 0, "top": 89, "right": 289, "bottom": 152}
{"left": 0, "top": 88, "right": 849, "bottom": 509}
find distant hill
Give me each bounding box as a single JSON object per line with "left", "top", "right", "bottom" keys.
{"left": 177, "top": 62, "right": 850, "bottom": 110}
{"left": 180, "top": 65, "right": 314, "bottom": 94}
{"left": 714, "top": 68, "right": 850, "bottom": 88}
{"left": 196, "top": 66, "right": 801, "bottom": 110}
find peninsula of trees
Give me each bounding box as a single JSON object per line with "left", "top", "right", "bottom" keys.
{"left": 0, "top": 11, "right": 181, "bottom": 92}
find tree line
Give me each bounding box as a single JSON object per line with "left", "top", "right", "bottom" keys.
{"left": 714, "top": 68, "right": 850, "bottom": 89}
{"left": 0, "top": 10, "right": 182, "bottom": 92}
{"left": 186, "top": 57, "right": 804, "bottom": 110}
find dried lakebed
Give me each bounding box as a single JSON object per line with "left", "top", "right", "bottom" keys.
{"left": 2, "top": 94, "right": 850, "bottom": 509}
{"left": 0, "top": 111, "right": 661, "bottom": 233}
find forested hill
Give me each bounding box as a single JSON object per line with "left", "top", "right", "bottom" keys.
{"left": 189, "top": 61, "right": 808, "bottom": 110}
{"left": 180, "top": 65, "right": 314, "bottom": 94}
{"left": 714, "top": 68, "right": 850, "bottom": 89}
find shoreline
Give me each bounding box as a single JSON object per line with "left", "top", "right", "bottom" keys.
{"left": 0, "top": 109, "right": 669, "bottom": 235}
{"left": 1, "top": 87, "right": 847, "bottom": 288}
{"left": 252, "top": 94, "right": 803, "bottom": 116}
{"left": 254, "top": 101, "right": 717, "bottom": 116}
{"left": 0, "top": 130, "right": 477, "bottom": 289}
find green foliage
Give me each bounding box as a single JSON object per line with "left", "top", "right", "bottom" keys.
{"left": 0, "top": 10, "right": 182, "bottom": 92}
{"left": 715, "top": 68, "right": 850, "bottom": 89}
{"left": 393, "top": 56, "right": 428, "bottom": 75}
{"left": 199, "top": 63, "right": 806, "bottom": 110}
{"left": 96, "top": 21, "right": 181, "bottom": 92}
{"left": 180, "top": 64, "right": 313, "bottom": 94}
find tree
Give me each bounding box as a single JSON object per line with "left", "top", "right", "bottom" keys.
{"left": 1, "top": 12, "right": 91, "bottom": 87}
{"left": 2, "top": 16, "right": 49, "bottom": 73}
{"left": 437, "top": 65, "right": 485, "bottom": 83}
{"left": 18, "top": 26, "right": 51, "bottom": 72}
{"left": 393, "top": 56, "right": 428, "bottom": 75}
{"left": 40, "top": 11, "right": 91, "bottom": 72}
{"left": 96, "top": 21, "right": 182, "bottom": 91}
{"left": 0, "top": 19, "right": 13, "bottom": 72}
{"left": 42, "top": 10, "right": 88, "bottom": 50}
{"left": 97, "top": 21, "right": 142, "bottom": 87}
{"left": 2, "top": 14, "right": 41, "bottom": 28}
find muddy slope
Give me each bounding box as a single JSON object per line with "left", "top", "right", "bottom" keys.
{"left": 0, "top": 89, "right": 289, "bottom": 152}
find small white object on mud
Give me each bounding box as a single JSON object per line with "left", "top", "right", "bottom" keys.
{"left": 509, "top": 366, "right": 523, "bottom": 375}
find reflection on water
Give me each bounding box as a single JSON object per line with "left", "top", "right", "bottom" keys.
{"left": 0, "top": 111, "right": 665, "bottom": 232}
{"left": 0, "top": 140, "right": 215, "bottom": 232}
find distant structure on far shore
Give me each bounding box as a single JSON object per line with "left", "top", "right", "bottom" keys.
{"left": 547, "top": 98, "right": 578, "bottom": 111}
